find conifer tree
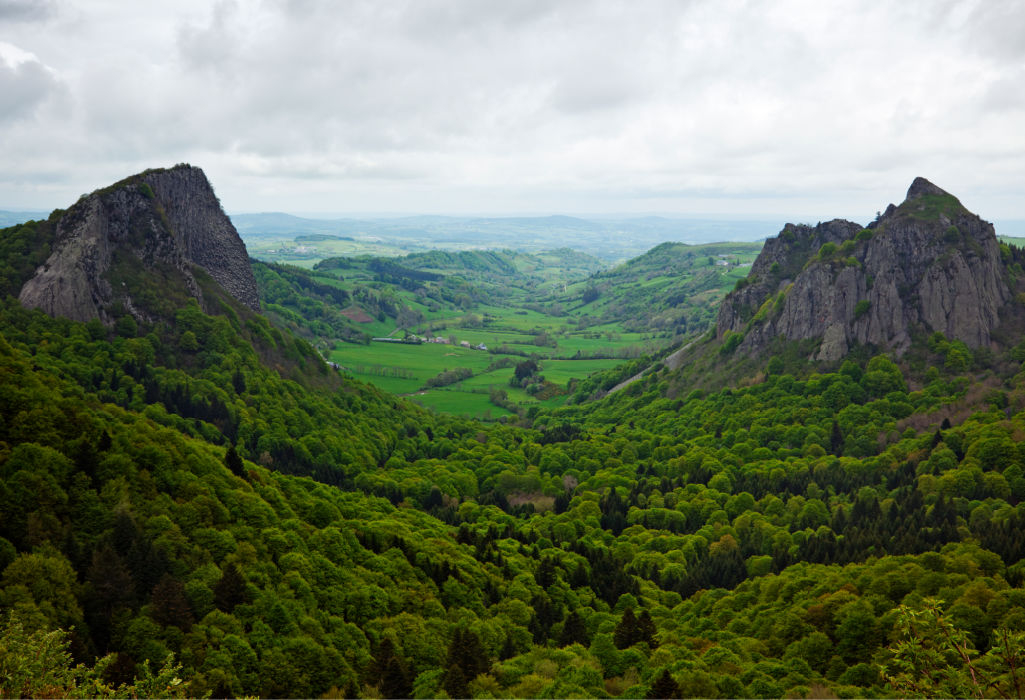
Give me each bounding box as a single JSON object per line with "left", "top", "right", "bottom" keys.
{"left": 614, "top": 608, "right": 638, "bottom": 649}
{"left": 647, "top": 669, "right": 680, "bottom": 699}
{"left": 213, "top": 562, "right": 246, "bottom": 612}
{"left": 636, "top": 610, "right": 657, "bottom": 647}
{"left": 225, "top": 445, "right": 245, "bottom": 478}
{"left": 380, "top": 656, "right": 411, "bottom": 700}
{"left": 149, "top": 574, "right": 193, "bottom": 631}
{"left": 559, "top": 610, "right": 590, "bottom": 647}
{"left": 443, "top": 664, "right": 468, "bottom": 699}
{"left": 830, "top": 420, "right": 845, "bottom": 456}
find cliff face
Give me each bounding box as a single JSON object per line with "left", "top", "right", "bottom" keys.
{"left": 716, "top": 178, "right": 1009, "bottom": 361}
{"left": 18, "top": 165, "right": 259, "bottom": 323}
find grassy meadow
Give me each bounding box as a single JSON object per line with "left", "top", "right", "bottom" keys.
{"left": 257, "top": 238, "right": 763, "bottom": 418}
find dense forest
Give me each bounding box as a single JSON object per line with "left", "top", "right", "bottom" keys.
{"left": 4, "top": 190, "right": 1025, "bottom": 699}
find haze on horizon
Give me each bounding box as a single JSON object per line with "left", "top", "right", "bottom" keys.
{"left": 1, "top": 0, "right": 1024, "bottom": 223}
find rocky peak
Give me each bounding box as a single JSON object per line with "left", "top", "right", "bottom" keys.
{"left": 905, "top": 176, "right": 950, "bottom": 201}
{"left": 716, "top": 179, "right": 1009, "bottom": 362}
{"left": 18, "top": 164, "right": 259, "bottom": 324}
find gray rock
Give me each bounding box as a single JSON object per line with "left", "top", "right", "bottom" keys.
{"left": 716, "top": 178, "right": 1009, "bottom": 361}
{"left": 19, "top": 164, "right": 259, "bottom": 323}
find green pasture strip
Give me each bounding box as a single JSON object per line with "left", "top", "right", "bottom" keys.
{"left": 539, "top": 358, "right": 623, "bottom": 383}
{"left": 349, "top": 374, "right": 422, "bottom": 395}
{"left": 441, "top": 329, "right": 537, "bottom": 347}
{"left": 477, "top": 306, "right": 557, "bottom": 329}
{"left": 458, "top": 367, "right": 516, "bottom": 388}
{"left": 331, "top": 341, "right": 501, "bottom": 378}
{"left": 410, "top": 389, "right": 515, "bottom": 418}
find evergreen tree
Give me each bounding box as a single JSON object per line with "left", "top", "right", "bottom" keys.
{"left": 446, "top": 627, "right": 489, "bottom": 682}
{"left": 535, "top": 556, "right": 556, "bottom": 588}
{"left": 149, "top": 574, "right": 193, "bottom": 631}
{"left": 225, "top": 445, "right": 245, "bottom": 478}
{"left": 559, "top": 610, "right": 590, "bottom": 647}
{"left": 380, "top": 656, "right": 412, "bottom": 700}
{"left": 636, "top": 610, "right": 657, "bottom": 647}
{"left": 231, "top": 369, "right": 246, "bottom": 394}
{"left": 830, "top": 420, "right": 845, "bottom": 456}
{"left": 213, "top": 562, "right": 246, "bottom": 612}
{"left": 614, "top": 608, "right": 638, "bottom": 649}
{"left": 443, "top": 664, "right": 468, "bottom": 699}
{"left": 499, "top": 633, "right": 518, "bottom": 661}
{"left": 569, "top": 561, "right": 590, "bottom": 589}
{"left": 648, "top": 669, "right": 680, "bottom": 699}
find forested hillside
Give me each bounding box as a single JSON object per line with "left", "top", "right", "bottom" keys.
{"left": 3, "top": 172, "right": 1025, "bottom": 699}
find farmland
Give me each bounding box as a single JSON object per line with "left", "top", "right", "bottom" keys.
{"left": 252, "top": 241, "right": 763, "bottom": 418}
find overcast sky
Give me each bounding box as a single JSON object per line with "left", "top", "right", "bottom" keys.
{"left": 1, "top": 0, "right": 1023, "bottom": 222}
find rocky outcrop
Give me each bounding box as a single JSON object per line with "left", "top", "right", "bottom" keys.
{"left": 716, "top": 178, "right": 1010, "bottom": 361}
{"left": 19, "top": 164, "right": 259, "bottom": 323}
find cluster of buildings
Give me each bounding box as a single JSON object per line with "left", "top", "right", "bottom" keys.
{"left": 425, "top": 336, "right": 487, "bottom": 351}
{"left": 369, "top": 334, "right": 488, "bottom": 351}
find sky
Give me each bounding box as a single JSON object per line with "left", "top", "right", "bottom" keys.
{"left": 1, "top": 0, "right": 1024, "bottom": 222}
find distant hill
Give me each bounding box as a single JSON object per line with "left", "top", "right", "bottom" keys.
{"left": 0, "top": 210, "right": 47, "bottom": 227}
{"left": 235, "top": 211, "right": 777, "bottom": 263}
{"left": 570, "top": 240, "right": 762, "bottom": 335}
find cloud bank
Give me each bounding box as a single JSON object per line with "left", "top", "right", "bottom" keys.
{"left": 0, "top": 0, "right": 1023, "bottom": 221}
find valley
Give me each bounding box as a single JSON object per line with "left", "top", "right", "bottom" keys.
{"left": 2, "top": 168, "right": 1025, "bottom": 699}
{"left": 250, "top": 242, "right": 761, "bottom": 418}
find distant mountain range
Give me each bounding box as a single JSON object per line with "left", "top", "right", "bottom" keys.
{"left": 230, "top": 211, "right": 780, "bottom": 261}
{"left": 0, "top": 210, "right": 48, "bottom": 227}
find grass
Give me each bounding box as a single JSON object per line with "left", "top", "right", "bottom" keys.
{"left": 246, "top": 237, "right": 414, "bottom": 264}
{"left": 261, "top": 238, "right": 764, "bottom": 418}
{"left": 898, "top": 193, "right": 967, "bottom": 221}
{"left": 540, "top": 358, "right": 623, "bottom": 383}
{"left": 410, "top": 389, "right": 515, "bottom": 418}
{"left": 330, "top": 333, "right": 628, "bottom": 416}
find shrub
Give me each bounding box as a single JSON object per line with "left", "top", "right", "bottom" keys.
{"left": 720, "top": 331, "right": 744, "bottom": 355}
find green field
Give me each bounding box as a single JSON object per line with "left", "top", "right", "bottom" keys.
{"left": 329, "top": 336, "right": 624, "bottom": 417}
{"left": 259, "top": 239, "right": 763, "bottom": 418}
{"left": 245, "top": 237, "right": 418, "bottom": 266}
{"left": 407, "top": 388, "right": 515, "bottom": 419}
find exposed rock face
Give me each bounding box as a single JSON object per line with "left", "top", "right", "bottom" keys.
{"left": 19, "top": 164, "right": 259, "bottom": 323}
{"left": 716, "top": 178, "right": 1009, "bottom": 361}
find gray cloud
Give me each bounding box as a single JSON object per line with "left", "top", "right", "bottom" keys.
{"left": 0, "top": 0, "right": 55, "bottom": 22}
{"left": 0, "top": 0, "right": 1023, "bottom": 220}
{"left": 0, "top": 48, "right": 62, "bottom": 121}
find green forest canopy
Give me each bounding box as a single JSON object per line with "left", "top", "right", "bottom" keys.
{"left": 2, "top": 216, "right": 1025, "bottom": 698}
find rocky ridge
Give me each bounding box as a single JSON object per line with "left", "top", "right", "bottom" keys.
{"left": 716, "top": 177, "right": 1010, "bottom": 361}
{"left": 19, "top": 164, "right": 259, "bottom": 323}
